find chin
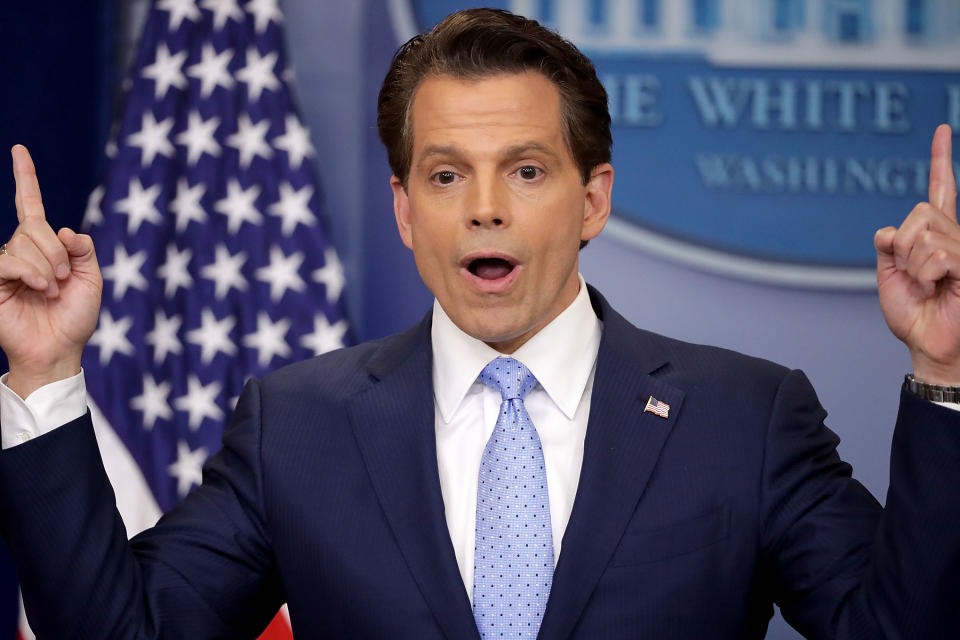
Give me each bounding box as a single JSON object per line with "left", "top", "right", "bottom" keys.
{"left": 463, "top": 316, "right": 531, "bottom": 346}
{"left": 442, "top": 292, "right": 531, "bottom": 342}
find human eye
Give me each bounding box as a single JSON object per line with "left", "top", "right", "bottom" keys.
{"left": 512, "top": 165, "right": 544, "bottom": 182}
{"left": 430, "top": 170, "right": 460, "bottom": 186}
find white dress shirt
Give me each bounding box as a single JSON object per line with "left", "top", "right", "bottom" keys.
{"left": 0, "top": 371, "right": 87, "bottom": 449}
{"left": 432, "top": 274, "right": 602, "bottom": 602}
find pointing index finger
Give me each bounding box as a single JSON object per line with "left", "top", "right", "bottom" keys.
{"left": 929, "top": 124, "right": 957, "bottom": 220}
{"left": 11, "top": 145, "right": 46, "bottom": 223}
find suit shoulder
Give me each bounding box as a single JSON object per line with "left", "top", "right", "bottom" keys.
{"left": 256, "top": 334, "right": 396, "bottom": 398}
{"left": 630, "top": 324, "right": 794, "bottom": 392}
{"left": 596, "top": 288, "right": 792, "bottom": 389}
{"left": 255, "top": 311, "right": 431, "bottom": 397}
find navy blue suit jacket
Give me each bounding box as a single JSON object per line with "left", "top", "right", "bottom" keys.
{"left": 1, "top": 288, "right": 958, "bottom": 639}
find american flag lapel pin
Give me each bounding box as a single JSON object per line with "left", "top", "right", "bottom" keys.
{"left": 644, "top": 395, "right": 670, "bottom": 419}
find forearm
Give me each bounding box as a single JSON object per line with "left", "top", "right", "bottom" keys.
{"left": 0, "top": 413, "right": 143, "bottom": 638}
{"left": 0, "top": 381, "right": 282, "bottom": 638}
{"left": 860, "top": 388, "right": 960, "bottom": 639}
{"left": 763, "top": 372, "right": 960, "bottom": 639}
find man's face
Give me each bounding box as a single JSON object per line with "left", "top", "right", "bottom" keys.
{"left": 391, "top": 72, "right": 613, "bottom": 352}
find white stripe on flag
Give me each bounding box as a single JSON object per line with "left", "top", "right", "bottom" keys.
{"left": 89, "top": 397, "right": 163, "bottom": 537}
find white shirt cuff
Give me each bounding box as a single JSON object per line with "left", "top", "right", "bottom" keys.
{"left": 0, "top": 370, "right": 87, "bottom": 449}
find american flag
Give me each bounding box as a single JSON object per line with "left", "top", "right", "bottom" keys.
{"left": 20, "top": 0, "right": 350, "bottom": 637}
{"left": 644, "top": 395, "right": 670, "bottom": 419}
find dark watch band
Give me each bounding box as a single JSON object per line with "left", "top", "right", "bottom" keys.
{"left": 905, "top": 374, "right": 960, "bottom": 403}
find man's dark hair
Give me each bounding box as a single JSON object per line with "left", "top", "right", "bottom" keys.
{"left": 377, "top": 8, "right": 612, "bottom": 188}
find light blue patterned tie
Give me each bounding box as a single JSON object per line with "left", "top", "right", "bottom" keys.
{"left": 473, "top": 357, "right": 554, "bottom": 639}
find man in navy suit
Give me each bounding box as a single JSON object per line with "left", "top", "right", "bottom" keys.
{"left": 0, "top": 8, "right": 958, "bottom": 639}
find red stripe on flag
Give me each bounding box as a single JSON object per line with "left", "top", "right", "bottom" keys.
{"left": 257, "top": 610, "right": 293, "bottom": 639}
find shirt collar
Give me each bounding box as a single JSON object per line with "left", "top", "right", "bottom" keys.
{"left": 432, "top": 274, "right": 602, "bottom": 423}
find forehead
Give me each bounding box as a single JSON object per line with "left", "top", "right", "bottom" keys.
{"left": 408, "top": 72, "right": 565, "bottom": 157}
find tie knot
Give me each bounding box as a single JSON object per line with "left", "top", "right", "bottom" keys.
{"left": 478, "top": 357, "right": 537, "bottom": 401}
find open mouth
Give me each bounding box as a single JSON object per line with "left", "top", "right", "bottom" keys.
{"left": 467, "top": 257, "right": 515, "bottom": 280}
{"left": 460, "top": 252, "right": 520, "bottom": 292}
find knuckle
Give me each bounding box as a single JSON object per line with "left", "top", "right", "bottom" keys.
{"left": 6, "top": 234, "right": 27, "bottom": 252}
{"left": 21, "top": 192, "right": 42, "bottom": 208}
{"left": 48, "top": 235, "right": 68, "bottom": 254}
{"left": 29, "top": 216, "right": 52, "bottom": 233}
{"left": 76, "top": 234, "right": 94, "bottom": 252}
{"left": 892, "top": 232, "right": 911, "bottom": 256}
{"left": 18, "top": 216, "right": 42, "bottom": 235}
{"left": 916, "top": 202, "right": 935, "bottom": 217}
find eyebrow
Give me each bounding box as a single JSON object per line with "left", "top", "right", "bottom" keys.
{"left": 502, "top": 142, "right": 559, "bottom": 160}
{"left": 416, "top": 142, "right": 560, "bottom": 165}
{"left": 418, "top": 145, "right": 464, "bottom": 163}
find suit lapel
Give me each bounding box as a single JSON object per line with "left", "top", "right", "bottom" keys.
{"left": 347, "top": 316, "right": 480, "bottom": 640}
{"left": 539, "top": 293, "right": 685, "bottom": 639}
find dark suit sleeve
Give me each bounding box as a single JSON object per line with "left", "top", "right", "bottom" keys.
{"left": 761, "top": 370, "right": 960, "bottom": 640}
{"left": 0, "top": 379, "right": 283, "bottom": 639}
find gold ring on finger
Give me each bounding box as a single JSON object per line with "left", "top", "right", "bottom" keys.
{"left": 0, "top": 244, "right": 7, "bottom": 256}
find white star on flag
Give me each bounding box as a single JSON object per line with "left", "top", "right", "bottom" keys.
{"left": 89, "top": 310, "right": 135, "bottom": 365}
{"left": 103, "top": 245, "right": 149, "bottom": 299}
{"left": 246, "top": 0, "right": 283, "bottom": 33}
{"left": 268, "top": 183, "right": 315, "bottom": 235}
{"left": 186, "top": 44, "right": 234, "bottom": 98}
{"left": 157, "top": 244, "right": 193, "bottom": 298}
{"left": 83, "top": 184, "right": 105, "bottom": 229}
{"left": 214, "top": 179, "right": 263, "bottom": 233}
{"left": 130, "top": 374, "right": 174, "bottom": 431}
{"left": 174, "top": 375, "right": 224, "bottom": 431}
{"left": 200, "top": 0, "right": 243, "bottom": 30}
{"left": 114, "top": 177, "right": 163, "bottom": 233}
{"left": 300, "top": 315, "right": 349, "bottom": 356}
{"left": 158, "top": 0, "right": 201, "bottom": 30}
{"left": 127, "top": 111, "right": 176, "bottom": 167}
{"left": 200, "top": 244, "right": 248, "bottom": 298}
{"left": 313, "top": 247, "right": 346, "bottom": 304}
{"left": 236, "top": 47, "right": 280, "bottom": 101}
{"left": 169, "top": 177, "right": 208, "bottom": 232}
{"left": 242, "top": 312, "right": 292, "bottom": 367}
{"left": 145, "top": 310, "right": 183, "bottom": 365}
{"left": 141, "top": 43, "right": 188, "bottom": 99}
{"left": 226, "top": 113, "right": 273, "bottom": 168}
{"left": 273, "top": 114, "right": 315, "bottom": 169}
{"left": 168, "top": 440, "right": 208, "bottom": 497}
{"left": 186, "top": 308, "right": 237, "bottom": 364}
{"left": 256, "top": 247, "right": 306, "bottom": 302}
{"left": 175, "top": 111, "right": 221, "bottom": 165}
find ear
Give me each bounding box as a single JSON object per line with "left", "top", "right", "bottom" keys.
{"left": 391, "top": 175, "right": 414, "bottom": 250}
{"left": 581, "top": 163, "right": 613, "bottom": 243}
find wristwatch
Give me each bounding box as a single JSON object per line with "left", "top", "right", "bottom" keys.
{"left": 904, "top": 374, "right": 960, "bottom": 403}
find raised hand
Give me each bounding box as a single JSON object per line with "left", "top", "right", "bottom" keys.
{"left": 875, "top": 124, "right": 960, "bottom": 384}
{"left": 0, "top": 146, "right": 102, "bottom": 398}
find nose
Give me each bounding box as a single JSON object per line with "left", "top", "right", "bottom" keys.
{"left": 468, "top": 173, "right": 510, "bottom": 229}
